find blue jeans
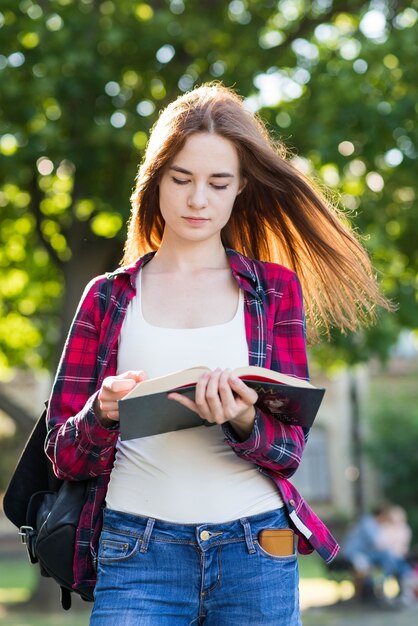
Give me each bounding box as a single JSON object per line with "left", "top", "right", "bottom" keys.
{"left": 363, "top": 549, "right": 412, "bottom": 581}
{"left": 89, "top": 507, "right": 301, "bottom": 625}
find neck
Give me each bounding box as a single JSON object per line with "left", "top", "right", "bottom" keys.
{"left": 150, "top": 235, "right": 229, "bottom": 273}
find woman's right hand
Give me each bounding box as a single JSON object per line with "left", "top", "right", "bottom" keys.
{"left": 94, "top": 370, "right": 147, "bottom": 427}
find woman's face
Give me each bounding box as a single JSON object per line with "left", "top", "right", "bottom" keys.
{"left": 158, "top": 132, "right": 245, "bottom": 246}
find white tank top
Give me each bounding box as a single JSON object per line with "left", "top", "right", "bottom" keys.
{"left": 106, "top": 271, "right": 283, "bottom": 522}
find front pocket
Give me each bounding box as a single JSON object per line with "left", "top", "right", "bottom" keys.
{"left": 99, "top": 532, "right": 139, "bottom": 563}
{"left": 258, "top": 528, "right": 294, "bottom": 556}
{"left": 254, "top": 540, "right": 297, "bottom": 562}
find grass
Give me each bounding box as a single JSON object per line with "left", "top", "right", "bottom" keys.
{"left": 298, "top": 553, "right": 328, "bottom": 578}
{"left": 0, "top": 558, "right": 91, "bottom": 625}
{"left": 0, "top": 559, "right": 37, "bottom": 604}
{"left": 0, "top": 612, "right": 91, "bottom": 626}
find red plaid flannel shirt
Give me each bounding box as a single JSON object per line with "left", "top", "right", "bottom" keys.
{"left": 46, "top": 248, "right": 339, "bottom": 591}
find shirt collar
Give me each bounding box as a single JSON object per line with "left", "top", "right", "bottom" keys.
{"left": 225, "top": 248, "right": 257, "bottom": 284}
{"left": 107, "top": 251, "right": 156, "bottom": 289}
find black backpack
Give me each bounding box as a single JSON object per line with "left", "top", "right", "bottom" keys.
{"left": 2, "top": 276, "right": 112, "bottom": 610}
{"left": 3, "top": 409, "right": 94, "bottom": 609}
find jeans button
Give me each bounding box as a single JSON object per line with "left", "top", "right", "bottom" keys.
{"left": 200, "top": 530, "right": 210, "bottom": 541}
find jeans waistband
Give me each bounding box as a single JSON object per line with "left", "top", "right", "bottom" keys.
{"left": 102, "top": 507, "right": 289, "bottom": 554}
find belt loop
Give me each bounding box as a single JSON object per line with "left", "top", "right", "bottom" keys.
{"left": 240, "top": 517, "right": 256, "bottom": 554}
{"left": 140, "top": 517, "right": 155, "bottom": 553}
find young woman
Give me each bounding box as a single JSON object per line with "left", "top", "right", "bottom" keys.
{"left": 45, "top": 84, "right": 390, "bottom": 625}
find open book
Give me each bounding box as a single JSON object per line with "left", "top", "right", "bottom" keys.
{"left": 118, "top": 365, "right": 325, "bottom": 441}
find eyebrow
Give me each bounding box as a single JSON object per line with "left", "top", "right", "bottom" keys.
{"left": 169, "top": 165, "right": 235, "bottom": 178}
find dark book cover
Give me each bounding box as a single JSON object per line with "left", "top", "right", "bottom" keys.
{"left": 118, "top": 380, "right": 325, "bottom": 441}
{"left": 244, "top": 379, "right": 325, "bottom": 428}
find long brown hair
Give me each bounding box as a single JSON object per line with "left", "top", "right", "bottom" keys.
{"left": 125, "top": 83, "right": 391, "bottom": 339}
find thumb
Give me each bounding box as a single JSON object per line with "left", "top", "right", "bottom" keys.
{"left": 111, "top": 379, "right": 137, "bottom": 393}
{"left": 118, "top": 370, "right": 148, "bottom": 382}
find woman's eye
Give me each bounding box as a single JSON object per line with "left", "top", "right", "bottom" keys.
{"left": 171, "top": 177, "right": 228, "bottom": 190}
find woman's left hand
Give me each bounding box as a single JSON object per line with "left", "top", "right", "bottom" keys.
{"left": 168, "top": 368, "right": 258, "bottom": 440}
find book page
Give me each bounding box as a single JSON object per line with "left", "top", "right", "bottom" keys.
{"left": 122, "top": 366, "right": 211, "bottom": 399}
{"left": 122, "top": 364, "right": 314, "bottom": 400}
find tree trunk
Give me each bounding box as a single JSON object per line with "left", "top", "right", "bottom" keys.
{"left": 349, "top": 369, "right": 365, "bottom": 517}
{"left": 0, "top": 393, "right": 34, "bottom": 433}
{"left": 55, "top": 228, "right": 123, "bottom": 366}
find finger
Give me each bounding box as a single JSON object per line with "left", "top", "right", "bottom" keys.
{"left": 100, "top": 383, "right": 135, "bottom": 405}
{"left": 110, "top": 379, "right": 137, "bottom": 393}
{"left": 99, "top": 400, "right": 119, "bottom": 414}
{"left": 95, "top": 396, "right": 120, "bottom": 422}
{"left": 101, "top": 377, "right": 134, "bottom": 393}
{"left": 117, "top": 370, "right": 147, "bottom": 381}
{"left": 102, "top": 376, "right": 138, "bottom": 392}
{"left": 104, "top": 371, "right": 147, "bottom": 392}
{"left": 229, "top": 377, "right": 258, "bottom": 405}
{"left": 104, "top": 410, "right": 119, "bottom": 422}
{"left": 204, "top": 369, "right": 224, "bottom": 422}
{"left": 218, "top": 369, "right": 237, "bottom": 418}
{"left": 195, "top": 373, "right": 211, "bottom": 420}
{"left": 167, "top": 392, "right": 199, "bottom": 415}
{"left": 99, "top": 378, "right": 137, "bottom": 406}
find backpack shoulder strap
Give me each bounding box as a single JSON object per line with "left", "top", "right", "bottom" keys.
{"left": 3, "top": 406, "right": 50, "bottom": 528}
{"left": 101, "top": 273, "right": 113, "bottom": 317}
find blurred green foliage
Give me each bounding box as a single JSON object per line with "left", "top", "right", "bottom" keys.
{"left": 0, "top": 0, "right": 417, "bottom": 373}
{"left": 365, "top": 376, "right": 418, "bottom": 541}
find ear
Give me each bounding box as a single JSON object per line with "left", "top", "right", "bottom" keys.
{"left": 237, "top": 177, "right": 247, "bottom": 195}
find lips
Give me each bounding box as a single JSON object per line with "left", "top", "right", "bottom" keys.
{"left": 182, "top": 217, "right": 209, "bottom": 225}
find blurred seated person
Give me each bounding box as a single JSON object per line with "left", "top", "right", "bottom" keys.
{"left": 342, "top": 506, "right": 414, "bottom": 603}
{"left": 378, "top": 505, "right": 412, "bottom": 559}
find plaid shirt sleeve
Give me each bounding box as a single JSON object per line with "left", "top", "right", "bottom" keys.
{"left": 45, "top": 278, "right": 119, "bottom": 481}
{"left": 271, "top": 272, "right": 309, "bottom": 381}
{"left": 223, "top": 272, "right": 309, "bottom": 478}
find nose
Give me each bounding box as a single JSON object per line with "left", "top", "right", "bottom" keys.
{"left": 187, "top": 186, "right": 208, "bottom": 209}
